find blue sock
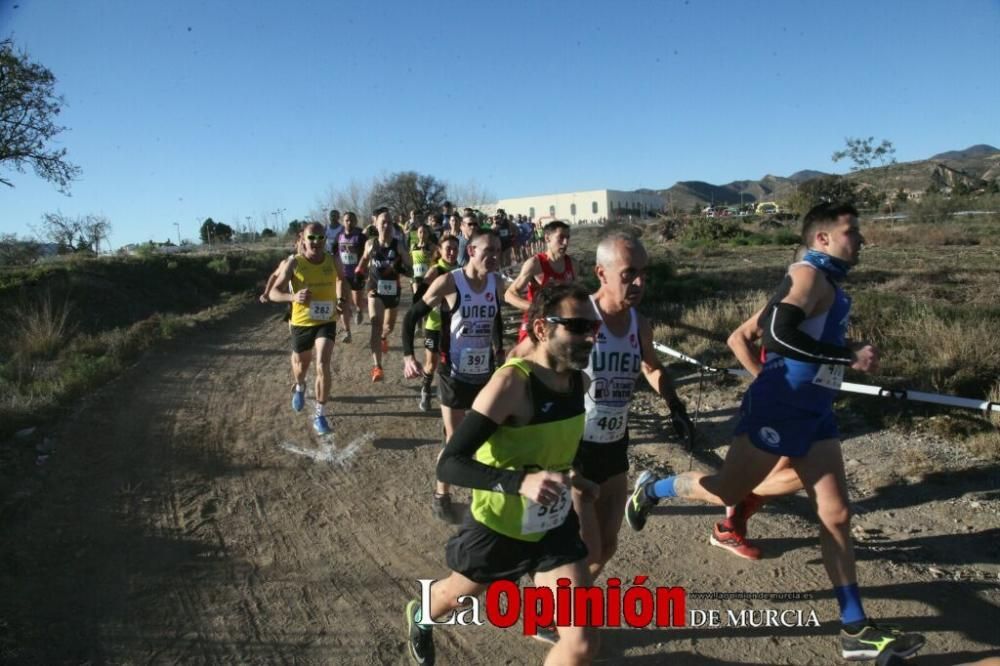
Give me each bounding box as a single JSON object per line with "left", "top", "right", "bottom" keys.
{"left": 647, "top": 475, "right": 678, "bottom": 500}
{"left": 834, "top": 583, "right": 866, "bottom": 626}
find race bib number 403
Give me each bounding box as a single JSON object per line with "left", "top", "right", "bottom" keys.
{"left": 521, "top": 486, "right": 571, "bottom": 535}
{"left": 583, "top": 405, "right": 628, "bottom": 443}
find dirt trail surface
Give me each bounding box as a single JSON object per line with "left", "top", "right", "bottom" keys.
{"left": 1, "top": 298, "right": 998, "bottom": 665}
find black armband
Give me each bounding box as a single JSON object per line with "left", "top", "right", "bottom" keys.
{"left": 761, "top": 303, "right": 854, "bottom": 365}
{"left": 437, "top": 410, "right": 526, "bottom": 494}
{"left": 402, "top": 299, "right": 433, "bottom": 356}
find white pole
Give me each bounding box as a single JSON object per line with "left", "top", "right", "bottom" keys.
{"left": 653, "top": 342, "right": 1000, "bottom": 415}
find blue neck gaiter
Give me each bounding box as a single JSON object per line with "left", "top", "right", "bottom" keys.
{"left": 802, "top": 249, "right": 850, "bottom": 283}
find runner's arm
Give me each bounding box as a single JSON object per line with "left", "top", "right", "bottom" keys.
{"left": 637, "top": 315, "right": 694, "bottom": 441}
{"left": 493, "top": 286, "right": 505, "bottom": 358}
{"left": 503, "top": 256, "right": 541, "bottom": 311}
{"left": 437, "top": 368, "right": 526, "bottom": 493}
{"left": 638, "top": 315, "right": 683, "bottom": 405}
{"left": 728, "top": 307, "right": 765, "bottom": 377}
{"left": 760, "top": 266, "right": 853, "bottom": 365}
{"left": 402, "top": 273, "right": 454, "bottom": 357}
{"left": 260, "top": 258, "right": 288, "bottom": 302}
{"left": 267, "top": 258, "right": 298, "bottom": 303}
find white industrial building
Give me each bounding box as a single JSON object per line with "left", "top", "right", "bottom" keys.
{"left": 491, "top": 189, "right": 665, "bottom": 224}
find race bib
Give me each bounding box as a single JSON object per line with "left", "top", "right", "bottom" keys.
{"left": 458, "top": 346, "right": 490, "bottom": 375}
{"left": 309, "top": 300, "right": 334, "bottom": 321}
{"left": 521, "top": 486, "right": 571, "bottom": 535}
{"left": 583, "top": 404, "right": 629, "bottom": 443}
{"left": 376, "top": 280, "right": 398, "bottom": 296}
{"left": 812, "top": 364, "right": 844, "bottom": 390}
{"left": 340, "top": 251, "right": 358, "bottom": 265}
{"left": 413, "top": 263, "right": 428, "bottom": 278}
{"left": 499, "top": 228, "right": 509, "bottom": 237}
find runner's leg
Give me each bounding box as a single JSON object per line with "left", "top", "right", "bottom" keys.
{"left": 534, "top": 560, "right": 600, "bottom": 665}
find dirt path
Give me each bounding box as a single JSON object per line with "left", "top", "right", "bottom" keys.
{"left": 0, "top": 298, "right": 997, "bottom": 665}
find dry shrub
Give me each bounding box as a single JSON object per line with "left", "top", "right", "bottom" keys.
{"left": 892, "top": 311, "right": 998, "bottom": 394}
{"left": 963, "top": 431, "right": 1000, "bottom": 461}
{"left": 652, "top": 290, "right": 768, "bottom": 361}
{"left": 8, "top": 293, "right": 75, "bottom": 359}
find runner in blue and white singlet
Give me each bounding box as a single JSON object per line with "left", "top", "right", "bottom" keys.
{"left": 582, "top": 296, "right": 642, "bottom": 446}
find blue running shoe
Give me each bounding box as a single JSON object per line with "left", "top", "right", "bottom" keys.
{"left": 291, "top": 387, "right": 305, "bottom": 412}
{"left": 313, "top": 415, "right": 332, "bottom": 436}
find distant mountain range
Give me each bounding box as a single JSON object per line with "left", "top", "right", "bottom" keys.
{"left": 657, "top": 144, "right": 999, "bottom": 210}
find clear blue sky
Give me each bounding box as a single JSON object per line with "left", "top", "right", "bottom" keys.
{"left": 1, "top": 0, "right": 998, "bottom": 248}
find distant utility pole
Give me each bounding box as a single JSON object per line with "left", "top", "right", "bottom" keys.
{"left": 173, "top": 222, "right": 181, "bottom": 245}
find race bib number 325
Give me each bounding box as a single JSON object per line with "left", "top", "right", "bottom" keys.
{"left": 521, "top": 486, "right": 570, "bottom": 535}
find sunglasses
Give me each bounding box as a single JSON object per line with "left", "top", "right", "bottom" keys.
{"left": 305, "top": 234, "right": 324, "bottom": 242}
{"left": 545, "top": 316, "right": 601, "bottom": 335}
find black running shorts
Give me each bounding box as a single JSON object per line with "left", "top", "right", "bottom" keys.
{"left": 290, "top": 322, "right": 336, "bottom": 353}
{"left": 437, "top": 373, "right": 486, "bottom": 410}
{"left": 423, "top": 329, "right": 440, "bottom": 353}
{"left": 575, "top": 434, "right": 630, "bottom": 485}
{"left": 369, "top": 292, "right": 401, "bottom": 309}
{"left": 344, "top": 272, "right": 365, "bottom": 292}
{"left": 445, "top": 510, "right": 588, "bottom": 584}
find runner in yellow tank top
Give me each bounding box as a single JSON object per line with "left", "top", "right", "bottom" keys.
{"left": 267, "top": 221, "right": 346, "bottom": 436}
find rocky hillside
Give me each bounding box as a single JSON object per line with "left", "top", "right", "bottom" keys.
{"left": 659, "top": 144, "right": 999, "bottom": 209}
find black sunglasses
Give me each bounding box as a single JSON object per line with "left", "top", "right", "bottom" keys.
{"left": 305, "top": 234, "right": 324, "bottom": 242}
{"left": 545, "top": 316, "right": 601, "bottom": 335}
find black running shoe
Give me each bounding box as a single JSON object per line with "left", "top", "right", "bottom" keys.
{"left": 625, "top": 470, "right": 658, "bottom": 532}
{"left": 840, "top": 622, "right": 925, "bottom": 662}
{"left": 431, "top": 493, "right": 457, "bottom": 524}
{"left": 405, "top": 599, "right": 435, "bottom": 665}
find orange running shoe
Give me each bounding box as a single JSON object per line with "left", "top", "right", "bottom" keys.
{"left": 371, "top": 366, "right": 384, "bottom": 382}
{"left": 710, "top": 521, "right": 762, "bottom": 560}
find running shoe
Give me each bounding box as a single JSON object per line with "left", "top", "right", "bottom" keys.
{"left": 418, "top": 387, "right": 432, "bottom": 412}
{"left": 405, "top": 599, "right": 435, "bottom": 665}
{"left": 313, "top": 415, "right": 333, "bottom": 436}
{"left": 371, "top": 366, "right": 384, "bottom": 382}
{"left": 729, "top": 492, "right": 765, "bottom": 536}
{"left": 291, "top": 386, "right": 305, "bottom": 412}
{"left": 840, "top": 622, "right": 925, "bottom": 662}
{"left": 625, "top": 470, "right": 658, "bottom": 532}
{"left": 381, "top": 337, "right": 389, "bottom": 354}
{"left": 531, "top": 623, "right": 559, "bottom": 645}
{"left": 710, "top": 521, "right": 762, "bottom": 560}
{"left": 431, "top": 493, "right": 457, "bottom": 524}
{"left": 341, "top": 331, "right": 352, "bottom": 344}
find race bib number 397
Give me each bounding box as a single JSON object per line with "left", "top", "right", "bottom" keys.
{"left": 458, "top": 347, "right": 490, "bottom": 375}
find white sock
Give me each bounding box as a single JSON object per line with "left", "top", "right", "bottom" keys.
{"left": 294, "top": 383, "right": 303, "bottom": 392}
{"left": 315, "top": 401, "right": 325, "bottom": 416}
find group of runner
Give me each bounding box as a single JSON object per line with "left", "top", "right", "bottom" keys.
{"left": 261, "top": 201, "right": 926, "bottom": 665}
